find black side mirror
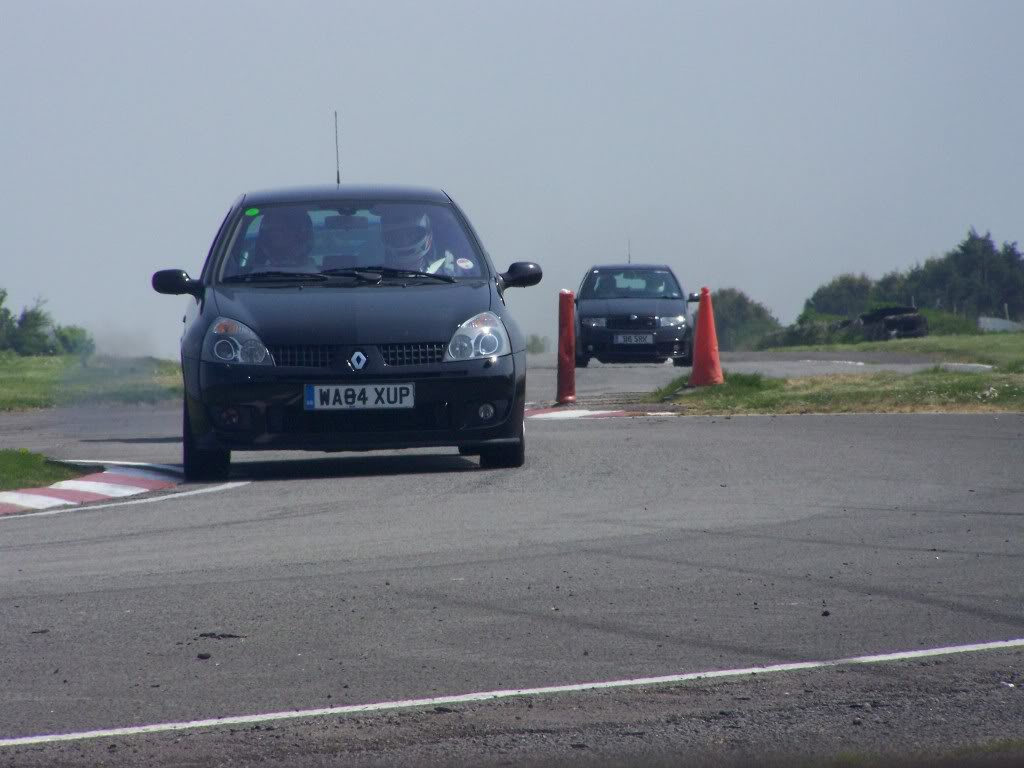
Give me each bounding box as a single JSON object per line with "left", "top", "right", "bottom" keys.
{"left": 687, "top": 292, "right": 701, "bottom": 303}
{"left": 500, "top": 262, "right": 543, "bottom": 289}
{"left": 153, "top": 269, "right": 203, "bottom": 297}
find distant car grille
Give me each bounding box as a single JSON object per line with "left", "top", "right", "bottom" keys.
{"left": 380, "top": 342, "right": 446, "bottom": 366}
{"left": 607, "top": 315, "right": 656, "bottom": 330}
{"left": 268, "top": 345, "right": 341, "bottom": 368}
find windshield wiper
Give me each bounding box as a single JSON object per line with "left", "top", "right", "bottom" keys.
{"left": 222, "top": 271, "right": 328, "bottom": 283}
{"left": 357, "top": 266, "right": 456, "bottom": 284}
{"left": 318, "top": 268, "right": 384, "bottom": 284}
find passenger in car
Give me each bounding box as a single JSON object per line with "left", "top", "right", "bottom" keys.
{"left": 254, "top": 208, "right": 316, "bottom": 270}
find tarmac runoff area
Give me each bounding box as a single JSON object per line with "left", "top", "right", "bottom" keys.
{"left": 2, "top": 637, "right": 1022, "bottom": 748}
{"left": 0, "top": 358, "right": 1021, "bottom": 765}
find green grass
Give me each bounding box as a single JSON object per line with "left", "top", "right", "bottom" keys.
{"left": 651, "top": 368, "right": 1024, "bottom": 415}
{"left": 0, "top": 449, "right": 86, "bottom": 491}
{"left": 0, "top": 353, "right": 181, "bottom": 411}
{"left": 765, "top": 332, "right": 1024, "bottom": 370}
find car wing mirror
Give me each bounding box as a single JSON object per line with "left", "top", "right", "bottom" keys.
{"left": 500, "top": 262, "right": 543, "bottom": 288}
{"left": 687, "top": 292, "right": 701, "bottom": 303}
{"left": 153, "top": 269, "right": 203, "bottom": 298}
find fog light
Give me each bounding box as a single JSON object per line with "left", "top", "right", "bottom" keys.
{"left": 478, "top": 403, "right": 496, "bottom": 421}
{"left": 220, "top": 407, "right": 240, "bottom": 426}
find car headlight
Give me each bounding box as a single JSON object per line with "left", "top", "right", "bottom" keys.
{"left": 659, "top": 315, "right": 687, "bottom": 327}
{"left": 201, "top": 317, "right": 274, "bottom": 365}
{"left": 581, "top": 317, "right": 607, "bottom": 328}
{"left": 444, "top": 311, "right": 511, "bottom": 361}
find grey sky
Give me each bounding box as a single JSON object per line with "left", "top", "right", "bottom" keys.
{"left": 2, "top": 0, "right": 1021, "bottom": 358}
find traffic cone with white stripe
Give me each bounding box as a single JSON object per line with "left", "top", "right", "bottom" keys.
{"left": 690, "top": 287, "right": 724, "bottom": 387}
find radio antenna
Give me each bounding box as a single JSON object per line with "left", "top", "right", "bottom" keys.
{"left": 334, "top": 110, "right": 341, "bottom": 186}
{"left": 627, "top": 237, "right": 632, "bottom": 264}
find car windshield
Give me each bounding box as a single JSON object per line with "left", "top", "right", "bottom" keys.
{"left": 578, "top": 269, "right": 682, "bottom": 300}
{"left": 217, "top": 201, "right": 487, "bottom": 281}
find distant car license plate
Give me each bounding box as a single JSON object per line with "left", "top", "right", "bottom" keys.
{"left": 304, "top": 383, "right": 415, "bottom": 410}
{"left": 614, "top": 333, "right": 654, "bottom": 345}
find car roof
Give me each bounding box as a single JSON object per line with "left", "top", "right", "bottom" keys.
{"left": 240, "top": 184, "right": 453, "bottom": 206}
{"left": 586, "top": 264, "right": 674, "bottom": 271}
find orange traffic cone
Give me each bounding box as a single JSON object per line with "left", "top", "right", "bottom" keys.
{"left": 690, "top": 286, "right": 724, "bottom": 387}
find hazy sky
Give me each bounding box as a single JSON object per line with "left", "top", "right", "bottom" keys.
{"left": 2, "top": 0, "right": 1022, "bottom": 358}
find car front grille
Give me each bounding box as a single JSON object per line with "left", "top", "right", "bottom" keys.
{"left": 268, "top": 345, "right": 341, "bottom": 368}
{"left": 607, "top": 315, "right": 656, "bottom": 330}
{"left": 380, "top": 342, "right": 446, "bottom": 366}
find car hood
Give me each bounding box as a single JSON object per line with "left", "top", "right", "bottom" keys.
{"left": 576, "top": 297, "right": 686, "bottom": 318}
{"left": 211, "top": 281, "right": 492, "bottom": 345}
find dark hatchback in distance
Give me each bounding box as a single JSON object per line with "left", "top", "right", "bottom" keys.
{"left": 574, "top": 264, "right": 697, "bottom": 367}
{"left": 153, "top": 185, "right": 542, "bottom": 480}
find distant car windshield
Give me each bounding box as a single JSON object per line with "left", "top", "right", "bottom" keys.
{"left": 579, "top": 269, "right": 682, "bottom": 300}
{"left": 217, "top": 201, "right": 486, "bottom": 280}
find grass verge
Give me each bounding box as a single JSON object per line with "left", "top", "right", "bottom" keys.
{"left": 0, "top": 449, "right": 86, "bottom": 491}
{"left": 651, "top": 369, "right": 1024, "bottom": 415}
{"left": 765, "top": 332, "right": 1024, "bottom": 370}
{"left": 0, "top": 353, "right": 181, "bottom": 410}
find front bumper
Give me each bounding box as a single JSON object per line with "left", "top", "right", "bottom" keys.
{"left": 577, "top": 326, "right": 691, "bottom": 362}
{"left": 185, "top": 352, "right": 525, "bottom": 452}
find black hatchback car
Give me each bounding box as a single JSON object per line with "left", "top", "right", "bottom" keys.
{"left": 153, "top": 185, "right": 542, "bottom": 480}
{"left": 574, "top": 264, "right": 696, "bottom": 367}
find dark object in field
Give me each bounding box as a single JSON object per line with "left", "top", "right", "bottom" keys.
{"left": 857, "top": 306, "right": 929, "bottom": 341}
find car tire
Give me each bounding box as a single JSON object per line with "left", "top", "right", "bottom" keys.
{"left": 575, "top": 356, "right": 590, "bottom": 368}
{"left": 182, "top": 402, "right": 230, "bottom": 482}
{"left": 675, "top": 338, "right": 694, "bottom": 367}
{"left": 479, "top": 418, "right": 525, "bottom": 469}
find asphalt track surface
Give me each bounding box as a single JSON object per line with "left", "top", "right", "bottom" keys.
{"left": 1, "top": 355, "right": 1023, "bottom": 766}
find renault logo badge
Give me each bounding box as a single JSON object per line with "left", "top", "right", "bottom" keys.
{"left": 350, "top": 351, "right": 368, "bottom": 370}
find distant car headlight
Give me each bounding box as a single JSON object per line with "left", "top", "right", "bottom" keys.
{"left": 201, "top": 317, "right": 274, "bottom": 365}
{"left": 444, "top": 311, "right": 511, "bottom": 361}
{"left": 581, "top": 317, "right": 607, "bottom": 328}
{"left": 659, "top": 315, "right": 687, "bottom": 327}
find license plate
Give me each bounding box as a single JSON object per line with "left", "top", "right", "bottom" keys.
{"left": 304, "top": 383, "right": 415, "bottom": 410}
{"left": 614, "top": 333, "right": 654, "bottom": 345}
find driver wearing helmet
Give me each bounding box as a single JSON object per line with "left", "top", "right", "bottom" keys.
{"left": 255, "top": 207, "right": 315, "bottom": 269}
{"left": 381, "top": 208, "right": 474, "bottom": 276}
{"left": 381, "top": 210, "right": 435, "bottom": 271}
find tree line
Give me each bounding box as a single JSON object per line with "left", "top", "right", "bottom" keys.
{"left": 0, "top": 289, "right": 95, "bottom": 357}
{"left": 805, "top": 230, "right": 1023, "bottom": 321}
{"left": 709, "top": 230, "right": 1022, "bottom": 350}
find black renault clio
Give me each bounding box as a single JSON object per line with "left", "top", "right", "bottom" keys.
{"left": 153, "top": 185, "right": 542, "bottom": 480}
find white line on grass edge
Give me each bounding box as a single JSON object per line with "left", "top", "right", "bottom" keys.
{"left": 3, "top": 637, "right": 1022, "bottom": 747}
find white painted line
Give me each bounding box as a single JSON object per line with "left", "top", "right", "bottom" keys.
{"left": 529, "top": 409, "right": 618, "bottom": 420}
{"left": 0, "top": 492, "right": 71, "bottom": 510}
{"left": 2, "top": 636, "right": 1021, "bottom": 748}
{"left": 0, "top": 481, "right": 249, "bottom": 522}
{"left": 943, "top": 362, "right": 994, "bottom": 371}
{"left": 50, "top": 480, "right": 148, "bottom": 497}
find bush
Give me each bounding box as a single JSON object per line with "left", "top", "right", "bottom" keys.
{"left": 0, "top": 290, "right": 16, "bottom": 351}
{"left": 0, "top": 290, "right": 95, "bottom": 358}
{"left": 55, "top": 325, "right": 96, "bottom": 357}
{"left": 711, "top": 288, "right": 782, "bottom": 351}
{"left": 917, "top": 309, "right": 980, "bottom": 336}
{"left": 12, "top": 301, "right": 57, "bottom": 356}
{"left": 526, "top": 335, "right": 549, "bottom": 354}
